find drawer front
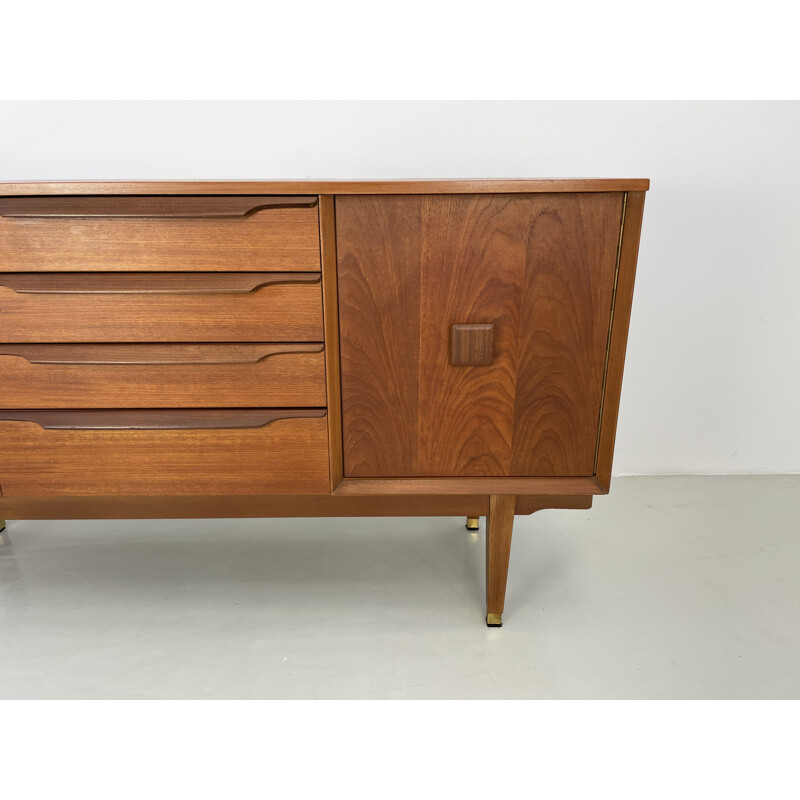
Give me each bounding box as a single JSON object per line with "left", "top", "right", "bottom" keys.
{"left": 0, "top": 411, "right": 329, "bottom": 495}
{"left": 0, "top": 196, "right": 321, "bottom": 272}
{"left": 0, "top": 344, "right": 326, "bottom": 408}
{"left": 0, "top": 273, "right": 323, "bottom": 342}
{"left": 337, "top": 193, "right": 623, "bottom": 478}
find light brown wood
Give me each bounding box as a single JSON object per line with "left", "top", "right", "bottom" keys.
{"left": 335, "top": 477, "right": 604, "bottom": 495}
{"left": 0, "top": 275, "right": 323, "bottom": 342}
{"left": 0, "top": 178, "right": 648, "bottom": 628}
{"left": 516, "top": 494, "right": 593, "bottom": 514}
{"left": 319, "top": 195, "right": 345, "bottom": 491}
{"left": 0, "top": 179, "right": 651, "bottom": 197}
{"left": 0, "top": 200, "right": 320, "bottom": 272}
{"left": 337, "top": 194, "right": 622, "bottom": 478}
{"left": 0, "top": 495, "right": 489, "bottom": 519}
{"left": 451, "top": 324, "right": 494, "bottom": 366}
{"left": 0, "top": 494, "right": 592, "bottom": 520}
{"left": 0, "top": 196, "right": 317, "bottom": 217}
{"left": 594, "top": 192, "right": 646, "bottom": 491}
{"left": 0, "top": 344, "right": 326, "bottom": 408}
{"left": 0, "top": 342, "right": 320, "bottom": 364}
{"left": 0, "top": 416, "right": 329, "bottom": 495}
{"left": 486, "top": 494, "right": 516, "bottom": 626}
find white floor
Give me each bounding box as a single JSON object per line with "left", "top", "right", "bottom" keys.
{"left": 0, "top": 475, "right": 798, "bottom": 699}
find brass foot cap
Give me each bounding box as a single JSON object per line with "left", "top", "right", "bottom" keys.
{"left": 466, "top": 517, "right": 480, "bottom": 531}
{"left": 486, "top": 612, "right": 502, "bottom": 627}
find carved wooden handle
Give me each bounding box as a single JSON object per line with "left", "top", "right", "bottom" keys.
{"left": 0, "top": 272, "right": 321, "bottom": 295}
{"left": 0, "top": 196, "right": 317, "bottom": 218}
{"left": 451, "top": 323, "right": 495, "bottom": 366}
{"left": 0, "top": 409, "right": 326, "bottom": 430}
{"left": 0, "top": 344, "right": 323, "bottom": 365}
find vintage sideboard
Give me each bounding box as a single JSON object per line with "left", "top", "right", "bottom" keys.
{"left": 0, "top": 179, "right": 648, "bottom": 626}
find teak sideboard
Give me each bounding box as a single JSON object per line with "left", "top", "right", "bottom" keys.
{"left": 0, "top": 179, "right": 648, "bottom": 626}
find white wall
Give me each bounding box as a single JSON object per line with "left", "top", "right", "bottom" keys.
{"left": 1, "top": 101, "right": 798, "bottom": 474}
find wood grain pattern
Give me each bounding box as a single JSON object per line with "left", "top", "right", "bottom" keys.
{"left": 0, "top": 271, "right": 319, "bottom": 293}
{"left": 0, "top": 196, "right": 317, "bottom": 218}
{"left": 337, "top": 194, "right": 623, "bottom": 478}
{"left": 0, "top": 203, "right": 320, "bottom": 272}
{"left": 0, "top": 178, "right": 649, "bottom": 628}
{"left": 319, "top": 195, "right": 345, "bottom": 491}
{"left": 0, "top": 416, "right": 329, "bottom": 495}
{"left": 516, "top": 494, "right": 593, "bottom": 514}
{"left": 337, "top": 195, "right": 422, "bottom": 475}
{"left": 0, "top": 179, "right": 650, "bottom": 196}
{"left": 0, "top": 344, "right": 326, "bottom": 408}
{"left": 510, "top": 193, "right": 622, "bottom": 475}
{"left": 0, "top": 275, "right": 323, "bottom": 342}
{"left": 0, "top": 342, "right": 321, "bottom": 364}
{"left": 335, "top": 476, "right": 604, "bottom": 495}
{"left": 594, "top": 191, "right": 646, "bottom": 491}
{"left": 451, "top": 324, "right": 494, "bottom": 366}
{"left": 0, "top": 493, "right": 592, "bottom": 520}
{"left": 0, "top": 409, "right": 325, "bottom": 430}
{"left": 486, "top": 494, "right": 516, "bottom": 625}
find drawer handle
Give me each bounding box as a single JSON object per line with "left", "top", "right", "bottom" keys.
{"left": 0, "top": 196, "right": 318, "bottom": 218}
{"left": 0, "top": 409, "right": 326, "bottom": 430}
{"left": 0, "top": 344, "right": 323, "bottom": 366}
{"left": 451, "top": 323, "right": 495, "bottom": 366}
{"left": 0, "top": 273, "right": 320, "bottom": 295}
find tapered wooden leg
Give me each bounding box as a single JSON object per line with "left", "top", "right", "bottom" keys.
{"left": 486, "top": 495, "right": 516, "bottom": 627}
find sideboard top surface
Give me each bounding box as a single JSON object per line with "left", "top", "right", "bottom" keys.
{"left": 0, "top": 179, "right": 650, "bottom": 196}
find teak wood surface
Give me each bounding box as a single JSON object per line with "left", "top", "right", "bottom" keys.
{"left": 319, "top": 196, "right": 345, "bottom": 492}
{"left": 0, "top": 200, "right": 321, "bottom": 272}
{"left": 0, "top": 344, "right": 326, "bottom": 408}
{"left": 0, "top": 409, "right": 326, "bottom": 430}
{"left": 451, "top": 323, "right": 495, "bottom": 366}
{"left": 0, "top": 179, "right": 650, "bottom": 196}
{"left": 0, "top": 196, "right": 317, "bottom": 217}
{"left": 0, "top": 275, "right": 323, "bottom": 342}
{"left": 0, "top": 493, "right": 592, "bottom": 520}
{"left": 337, "top": 193, "right": 622, "bottom": 479}
{"left": 0, "top": 415, "right": 329, "bottom": 496}
{"left": 486, "top": 495, "right": 516, "bottom": 625}
{"left": 0, "top": 271, "right": 319, "bottom": 293}
{"left": 0, "top": 179, "right": 648, "bottom": 627}
{"left": 335, "top": 476, "right": 604, "bottom": 495}
{"left": 594, "top": 191, "right": 646, "bottom": 491}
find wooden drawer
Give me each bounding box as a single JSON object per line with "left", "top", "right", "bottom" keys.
{"left": 0, "top": 273, "right": 323, "bottom": 342}
{"left": 0, "top": 344, "right": 326, "bottom": 408}
{"left": 0, "top": 196, "right": 321, "bottom": 272}
{"left": 0, "top": 410, "right": 329, "bottom": 495}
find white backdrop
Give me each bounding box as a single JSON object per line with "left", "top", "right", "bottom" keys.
{"left": 1, "top": 101, "right": 798, "bottom": 475}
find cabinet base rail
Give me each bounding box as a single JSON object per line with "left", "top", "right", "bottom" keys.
{"left": 0, "top": 493, "right": 591, "bottom": 627}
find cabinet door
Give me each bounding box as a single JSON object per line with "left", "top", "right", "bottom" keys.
{"left": 337, "top": 193, "right": 623, "bottom": 478}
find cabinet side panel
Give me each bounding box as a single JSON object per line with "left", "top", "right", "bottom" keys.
{"left": 337, "top": 196, "right": 422, "bottom": 476}
{"left": 511, "top": 193, "right": 623, "bottom": 475}
{"left": 594, "top": 191, "right": 646, "bottom": 489}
